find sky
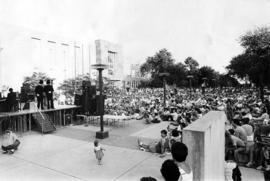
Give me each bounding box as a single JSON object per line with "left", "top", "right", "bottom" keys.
{"left": 0, "top": 0, "right": 270, "bottom": 90}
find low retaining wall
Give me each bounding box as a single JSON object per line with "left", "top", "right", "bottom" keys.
{"left": 183, "top": 111, "right": 226, "bottom": 181}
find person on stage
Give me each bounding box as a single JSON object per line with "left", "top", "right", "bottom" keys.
{"left": 44, "top": 79, "right": 54, "bottom": 109}
{"left": 6, "top": 88, "right": 17, "bottom": 112}
{"left": 35, "top": 80, "right": 44, "bottom": 109}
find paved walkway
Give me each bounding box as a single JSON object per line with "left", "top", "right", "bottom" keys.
{"left": 0, "top": 119, "right": 265, "bottom": 181}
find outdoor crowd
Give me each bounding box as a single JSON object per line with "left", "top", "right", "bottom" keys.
{"left": 106, "top": 87, "right": 270, "bottom": 181}
{"left": 2, "top": 85, "right": 270, "bottom": 181}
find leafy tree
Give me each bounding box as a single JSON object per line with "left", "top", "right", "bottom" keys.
{"left": 20, "top": 72, "right": 53, "bottom": 102}
{"left": 198, "top": 66, "right": 219, "bottom": 87}
{"left": 166, "top": 62, "right": 188, "bottom": 87}
{"left": 227, "top": 26, "right": 270, "bottom": 101}
{"left": 140, "top": 49, "right": 175, "bottom": 87}
{"left": 184, "top": 57, "right": 199, "bottom": 72}
{"left": 140, "top": 49, "right": 227, "bottom": 89}
{"left": 58, "top": 74, "right": 92, "bottom": 98}
{"left": 22, "top": 72, "right": 53, "bottom": 92}
{"left": 218, "top": 74, "right": 239, "bottom": 88}
{"left": 184, "top": 57, "right": 200, "bottom": 88}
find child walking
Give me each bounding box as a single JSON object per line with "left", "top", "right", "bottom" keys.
{"left": 94, "top": 140, "right": 105, "bottom": 165}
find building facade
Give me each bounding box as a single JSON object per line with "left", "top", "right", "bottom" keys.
{"left": 0, "top": 23, "right": 125, "bottom": 92}
{"left": 95, "top": 39, "right": 124, "bottom": 84}
{"left": 123, "top": 64, "right": 142, "bottom": 89}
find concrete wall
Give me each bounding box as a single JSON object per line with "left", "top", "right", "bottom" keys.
{"left": 183, "top": 111, "right": 226, "bottom": 181}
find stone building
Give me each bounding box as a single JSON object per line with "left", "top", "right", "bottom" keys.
{"left": 95, "top": 39, "right": 123, "bottom": 86}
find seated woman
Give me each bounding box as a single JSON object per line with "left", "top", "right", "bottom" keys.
{"left": 1, "top": 130, "right": 20, "bottom": 154}
{"left": 137, "top": 130, "right": 170, "bottom": 156}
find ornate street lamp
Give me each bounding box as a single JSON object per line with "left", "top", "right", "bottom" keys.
{"left": 187, "top": 75, "right": 194, "bottom": 96}
{"left": 159, "top": 72, "right": 170, "bottom": 108}
{"left": 91, "top": 64, "right": 109, "bottom": 139}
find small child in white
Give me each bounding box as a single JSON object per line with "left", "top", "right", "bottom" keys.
{"left": 94, "top": 140, "right": 105, "bottom": 165}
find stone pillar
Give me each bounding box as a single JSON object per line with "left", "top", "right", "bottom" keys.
{"left": 182, "top": 111, "right": 226, "bottom": 181}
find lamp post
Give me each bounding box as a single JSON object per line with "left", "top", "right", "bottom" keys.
{"left": 212, "top": 78, "right": 216, "bottom": 91}
{"left": 91, "top": 64, "right": 109, "bottom": 139}
{"left": 202, "top": 77, "right": 207, "bottom": 95}
{"left": 187, "top": 75, "right": 193, "bottom": 96}
{"left": 159, "top": 72, "right": 170, "bottom": 108}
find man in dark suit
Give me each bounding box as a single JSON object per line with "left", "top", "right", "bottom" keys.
{"left": 35, "top": 80, "right": 44, "bottom": 109}
{"left": 6, "top": 88, "right": 17, "bottom": 112}
{"left": 44, "top": 79, "right": 54, "bottom": 109}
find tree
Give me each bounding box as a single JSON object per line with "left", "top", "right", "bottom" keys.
{"left": 140, "top": 49, "right": 175, "bottom": 87}
{"left": 198, "top": 66, "right": 219, "bottom": 87}
{"left": 184, "top": 57, "right": 199, "bottom": 72}
{"left": 227, "top": 26, "right": 270, "bottom": 101}
{"left": 20, "top": 72, "right": 53, "bottom": 102}
{"left": 58, "top": 74, "right": 92, "bottom": 98}
{"left": 227, "top": 54, "right": 251, "bottom": 79}
{"left": 183, "top": 57, "right": 200, "bottom": 88}
{"left": 22, "top": 72, "right": 53, "bottom": 92}
{"left": 166, "top": 62, "right": 188, "bottom": 87}
{"left": 218, "top": 74, "right": 239, "bottom": 88}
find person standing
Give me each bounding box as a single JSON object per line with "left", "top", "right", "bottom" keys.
{"left": 93, "top": 140, "right": 105, "bottom": 165}
{"left": 35, "top": 80, "right": 44, "bottom": 109}
{"left": 44, "top": 79, "right": 54, "bottom": 109}
{"left": 6, "top": 88, "right": 17, "bottom": 112}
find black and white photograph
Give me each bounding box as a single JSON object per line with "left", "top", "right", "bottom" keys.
{"left": 0, "top": 0, "right": 270, "bottom": 180}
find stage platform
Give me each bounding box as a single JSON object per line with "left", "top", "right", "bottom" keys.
{"left": 0, "top": 105, "right": 81, "bottom": 134}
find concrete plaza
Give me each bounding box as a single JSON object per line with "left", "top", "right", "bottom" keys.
{"left": 0, "top": 119, "right": 264, "bottom": 181}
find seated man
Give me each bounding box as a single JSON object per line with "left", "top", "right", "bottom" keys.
{"left": 1, "top": 130, "right": 20, "bottom": 154}
{"left": 138, "top": 130, "right": 170, "bottom": 156}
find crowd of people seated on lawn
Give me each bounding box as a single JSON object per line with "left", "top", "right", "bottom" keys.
{"left": 104, "top": 87, "right": 228, "bottom": 122}
{"left": 106, "top": 86, "right": 270, "bottom": 176}
{"left": 106, "top": 86, "right": 270, "bottom": 174}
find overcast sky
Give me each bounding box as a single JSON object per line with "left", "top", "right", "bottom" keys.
{"left": 0, "top": 0, "right": 270, "bottom": 90}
